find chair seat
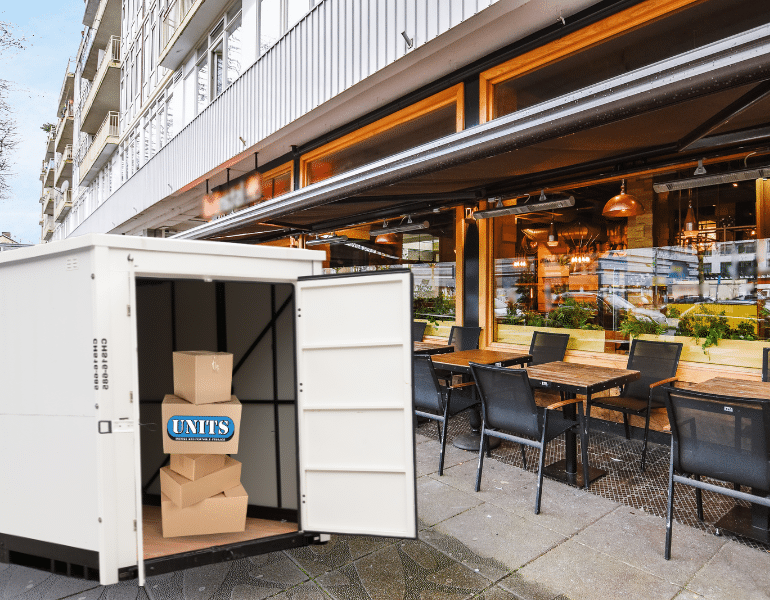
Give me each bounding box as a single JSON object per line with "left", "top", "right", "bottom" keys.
{"left": 591, "top": 395, "right": 649, "bottom": 412}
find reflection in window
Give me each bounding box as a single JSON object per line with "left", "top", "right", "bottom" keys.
{"left": 212, "top": 41, "right": 224, "bottom": 97}
{"left": 260, "top": 0, "right": 281, "bottom": 54}
{"left": 196, "top": 57, "right": 208, "bottom": 113}
{"left": 227, "top": 20, "right": 242, "bottom": 85}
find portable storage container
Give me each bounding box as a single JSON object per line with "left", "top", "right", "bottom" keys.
{"left": 0, "top": 235, "right": 416, "bottom": 586}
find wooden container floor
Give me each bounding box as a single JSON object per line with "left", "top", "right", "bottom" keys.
{"left": 142, "top": 505, "right": 299, "bottom": 560}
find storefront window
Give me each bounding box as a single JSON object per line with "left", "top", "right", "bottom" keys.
{"left": 492, "top": 176, "right": 768, "bottom": 364}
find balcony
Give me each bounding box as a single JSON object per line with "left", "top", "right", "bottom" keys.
{"left": 54, "top": 103, "right": 74, "bottom": 153}
{"left": 54, "top": 189, "right": 73, "bottom": 223}
{"left": 56, "top": 58, "right": 75, "bottom": 116}
{"left": 45, "top": 131, "right": 55, "bottom": 161}
{"left": 82, "top": 0, "right": 120, "bottom": 79}
{"left": 79, "top": 112, "right": 119, "bottom": 186}
{"left": 81, "top": 36, "right": 121, "bottom": 134}
{"left": 42, "top": 159, "right": 55, "bottom": 188}
{"left": 41, "top": 188, "right": 55, "bottom": 216}
{"left": 159, "top": 0, "right": 228, "bottom": 70}
{"left": 41, "top": 214, "right": 54, "bottom": 242}
{"left": 54, "top": 145, "right": 73, "bottom": 188}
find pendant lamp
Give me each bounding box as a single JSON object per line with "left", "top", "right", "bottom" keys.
{"left": 602, "top": 179, "right": 645, "bottom": 218}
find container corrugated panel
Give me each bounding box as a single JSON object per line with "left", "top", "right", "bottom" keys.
{"left": 73, "top": 0, "right": 502, "bottom": 236}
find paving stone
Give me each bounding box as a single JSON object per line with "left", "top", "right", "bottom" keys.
{"left": 433, "top": 504, "right": 567, "bottom": 571}
{"left": 470, "top": 585, "right": 524, "bottom": 600}
{"left": 686, "top": 541, "right": 770, "bottom": 600}
{"left": 672, "top": 592, "right": 704, "bottom": 599}
{"left": 287, "top": 536, "right": 393, "bottom": 578}
{"left": 418, "top": 527, "right": 510, "bottom": 582}
{"left": 181, "top": 561, "right": 231, "bottom": 600}
{"left": 266, "top": 581, "right": 330, "bottom": 599}
{"left": 315, "top": 540, "right": 489, "bottom": 600}
{"left": 516, "top": 539, "right": 681, "bottom": 600}
{"left": 573, "top": 506, "right": 725, "bottom": 587}
{"left": 498, "top": 572, "right": 562, "bottom": 600}
{"left": 429, "top": 452, "right": 536, "bottom": 496}
{"left": 0, "top": 565, "right": 52, "bottom": 599}
{"left": 416, "top": 437, "right": 476, "bottom": 478}
{"left": 101, "top": 580, "right": 146, "bottom": 600}
{"left": 29, "top": 574, "right": 101, "bottom": 600}
{"left": 417, "top": 477, "right": 484, "bottom": 527}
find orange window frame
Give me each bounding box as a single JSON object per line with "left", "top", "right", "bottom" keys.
{"left": 299, "top": 83, "right": 465, "bottom": 187}
{"left": 260, "top": 161, "right": 294, "bottom": 202}
{"left": 479, "top": 0, "right": 705, "bottom": 124}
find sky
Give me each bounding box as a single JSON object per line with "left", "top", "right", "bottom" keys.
{"left": 1, "top": 2, "right": 83, "bottom": 245}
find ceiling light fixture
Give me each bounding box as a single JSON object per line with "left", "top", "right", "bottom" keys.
{"left": 652, "top": 166, "right": 770, "bottom": 193}
{"left": 472, "top": 196, "right": 575, "bottom": 219}
{"left": 602, "top": 179, "right": 644, "bottom": 218}
{"left": 369, "top": 216, "right": 429, "bottom": 235}
{"left": 305, "top": 235, "right": 349, "bottom": 246}
{"left": 693, "top": 159, "right": 707, "bottom": 176}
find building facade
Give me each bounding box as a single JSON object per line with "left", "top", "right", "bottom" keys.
{"left": 39, "top": 0, "right": 770, "bottom": 384}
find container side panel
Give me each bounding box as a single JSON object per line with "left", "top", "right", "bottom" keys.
{"left": 139, "top": 403, "right": 165, "bottom": 495}
{"left": 0, "top": 248, "right": 95, "bottom": 417}
{"left": 296, "top": 272, "right": 415, "bottom": 538}
{"left": 275, "top": 285, "right": 297, "bottom": 401}
{"left": 0, "top": 416, "right": 99, "bottom": 551}
{"left": 234, "top": 404, "right": 278, "bottom": 507}
{"left": 175, "top": 280, "right": 217, "bottom": 351}
{"left": 136, "top": 281, "right": 174, "bottom": 400}
{"left": 278, "top": 403, "right": 298, "bottom": 510}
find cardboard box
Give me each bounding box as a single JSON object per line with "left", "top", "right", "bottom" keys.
{"left": 170, "top": 454, "right": 227, "bottom": 481}
{"left": 162, "top": 394, "right": 242, "bottom": 455}
{"left": 161, "top": 484, "right": 248, "bottom": 538}
{"left": 173, "top": 351, "right": 233, "bottom": 405}
{"left": 160, "top": 456, "right": 242, "bottom": 508}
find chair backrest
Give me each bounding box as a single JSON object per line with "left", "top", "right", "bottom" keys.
{"left": 413, "top": 355, "right": 444, "bottom": 413}
{"left": 412, "top": 321, "right": 427, "bottom": 342}
{"left": 529, "top": 331, "right": 570, "bottom": 365}
{"left": 448, "top": 326, "right": 482, "bottom": 350}
{"left": 763, "top": 347, "right": 769, "bottom": 383}
{"left": 624, "top": 338, "right": 683, "bottom": 404}
{"left": 664, "top": 386, "right": 770, "bottom": 490}
{"left": 470, "top": 363, "right": 540, "bottom": 439}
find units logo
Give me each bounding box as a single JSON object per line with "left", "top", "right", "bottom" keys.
{"left": 166, "top": 416, "right": 235, "bottom": 441}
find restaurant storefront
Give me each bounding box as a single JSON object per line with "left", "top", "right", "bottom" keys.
{"left": 177, "top": 0, "right": 770, "bottom": 401}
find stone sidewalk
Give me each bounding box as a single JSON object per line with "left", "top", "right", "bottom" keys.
{"left": 1, "top": 433, "right": 769, "bottom": 600}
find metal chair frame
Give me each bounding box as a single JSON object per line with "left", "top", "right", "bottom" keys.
{"left": 763, "top": 347, "right": 769, "bottom": 383}
{"left": 529, "top": 331, "right": 570, "bottom": 365}
{"left": 412, "top": 321, "right": 427, "bottom": 342}
{"left": 447, "top": 325, "right": 482, "bottom": 351}
{"left": 662, "top": 385, "right": 770, "bottom": 560}
{"left": 588, "top": 338, "right": 682, "bottom": 471}
{"left": 470, "top": 362, "right": 587, "bottom": 514}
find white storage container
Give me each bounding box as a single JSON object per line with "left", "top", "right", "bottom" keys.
{"left": 0, "top": 235, "right": 416, "bottom": 586}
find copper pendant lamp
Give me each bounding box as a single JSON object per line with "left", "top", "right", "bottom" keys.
{"left": 374, "top": 232, "right": 399, "bottom": 245}
{"left": 602, "top": 179, "right": 645, "bottom": 218}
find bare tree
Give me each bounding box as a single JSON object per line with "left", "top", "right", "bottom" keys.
{"left": 0, "top": 20, "right": 25, "bottom": 201}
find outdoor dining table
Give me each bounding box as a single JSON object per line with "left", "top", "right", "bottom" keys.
{"left": 521, "top": 361, "right": 641, "bottom": 488}
{"left": 676, "top": 377, "right": 770, "bottom": 544}
{"left": 430, "top": 349, "right": 533, "bottom": 451}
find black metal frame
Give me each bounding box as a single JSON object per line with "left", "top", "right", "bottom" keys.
{"left": 447, "top": 325, "right": 482, "bottom": 351}
{"left": 588, "top": 338, "right": 682, "bottom": 471}
{"left": 663, "top": 385, "right": 770, "bottom": 560}
{"left": 763, "top": 347, "right": 769, "bottom": 383}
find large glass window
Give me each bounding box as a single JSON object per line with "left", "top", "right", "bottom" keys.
{"left": 260, "top": 0, "right": 281, "bottom": 55}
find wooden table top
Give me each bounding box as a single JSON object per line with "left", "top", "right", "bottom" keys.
{"left": 431, "top": 349, "right": 532, "bottom": 371}
{"left": 414, "top": 341, "right": 454, "bottom": 353}
{"left": 680, "top": 377, "right": 770, "bottom": 400}
{"left": 523, "top": 361, "right": 640, "bottom": 395}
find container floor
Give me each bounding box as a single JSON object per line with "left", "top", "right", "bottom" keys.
{"left": 142, "top": 506, "right": 299, "bottom": 560}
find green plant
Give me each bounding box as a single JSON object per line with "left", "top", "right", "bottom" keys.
{"left": 620, "top": 314, "right": 665, "bottom": 337}
{"left": 665, "top": 306, "right": 680, "bottom": 319}
{"left": 548, "top": 299, "right": 601, "bottom": 330}
{"left": 413, "top": 282, "right": 455, "bottom": 324}
{"left": 675, "top": 305, "right": 757, "bottom": 351}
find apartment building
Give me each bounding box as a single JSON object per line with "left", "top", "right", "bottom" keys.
{"left": 39, "top": 0, "right": 770, "bottom": 369}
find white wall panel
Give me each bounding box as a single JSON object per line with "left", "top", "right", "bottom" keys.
{"left": 74, "top": 0, "right": 610, "bottom": 236}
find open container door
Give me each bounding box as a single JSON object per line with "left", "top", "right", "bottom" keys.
{"left": 295, "top": 270, "right": 417, "bottom": 539}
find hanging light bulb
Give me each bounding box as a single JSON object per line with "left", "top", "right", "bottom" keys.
{"left": 547, "top": 219, "right": 558, "bottom": 246}
{"left": 602, "top": 179, "right": 645, "bottom": 218}
{"left": 683, "top": 199, "right": 697, "bottom": 233}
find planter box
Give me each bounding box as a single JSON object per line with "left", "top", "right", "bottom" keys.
{"left": 496, "top": 325, "right": 605, "bottom": 353}
{"left": 638, "top": 334, "right": 770, "bottom": 369}
{"left": 416, "top": 319, "right": 455, "bottom": 339}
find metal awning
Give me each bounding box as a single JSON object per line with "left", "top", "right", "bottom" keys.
{"left": 173, "top": 24, "right": 770, "bottom": 241}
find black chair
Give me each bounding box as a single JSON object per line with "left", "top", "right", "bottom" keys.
{"left": 663, "top": 385, "right": 770, "bottom": 560}
{"left": 763, "top": 347, "right": 769, "bottom": 382}
{"left": 529, "top": 331, "right": 570, "bottom": 365}
{"left": 587, "top": 338, "right": 682, "bottom": 471}
{"left": 470, "top": 363, "right": 589, "bottom": 513}
{"left": 448, "top": 326, "right": 482, "bottom": 351}
{"left": 413, "top": 355, "right": 477, "bottom": 475}
{"left": 412, "top": 321, "right": 427, "bottom": 342}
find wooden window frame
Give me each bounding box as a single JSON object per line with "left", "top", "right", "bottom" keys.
{"left": 300, "top": 84, "right": 464, "bottom": 188}
{"left": 261, "top": 160, "right": 294, "bottom": 200}
{"left": 479, "top": 0, "right": 705, "bottom": 124}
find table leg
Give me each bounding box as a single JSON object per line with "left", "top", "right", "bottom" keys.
{"left": 453, "top": 406, "right": 501, "bottom": 451}
{"left": 542, "top": 392, "right": 605, "bottom": 488}
{"left": 714, "top": 488, "right": 770, "bottom": 544}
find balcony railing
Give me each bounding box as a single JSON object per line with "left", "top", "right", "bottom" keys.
{"left": 54, "top": 103, "right": 74, "bottom": 153}
{"left": 54, "top": 145, "right": 73, "bottom": 187}
{"left": 161, "top": 0, "right": 196, "bottom": 49}
{"left": 41, "top": 214, "right": 54, "bottom": 241}
{"left": 80, "top": 36, "right": 121, "bottom": 134}
{"left": 41, "top": 189, "right": 55, "bottom": 216}
{"left": 54, "top": 189, "right": 73, "bottom": 222}
{"left": 79, "top": 112, "right": 119, "bottom": 186}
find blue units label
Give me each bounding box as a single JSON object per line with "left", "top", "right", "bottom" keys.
{"left": 166, "top": 416, "right": 235, "bottom": 441}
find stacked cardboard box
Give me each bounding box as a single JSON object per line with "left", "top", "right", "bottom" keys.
{"left": 160, "top": 351, "right": 248, "bottom": 537}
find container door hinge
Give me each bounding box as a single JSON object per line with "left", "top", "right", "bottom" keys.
{"left": 98, "top": 420, "right": 135, "bottom": 434}
{"left": 127, "top": 305, "right": 131, "bottom": 316}
{"left": 133, "top": 520, "right": 137, "bottom": 531}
